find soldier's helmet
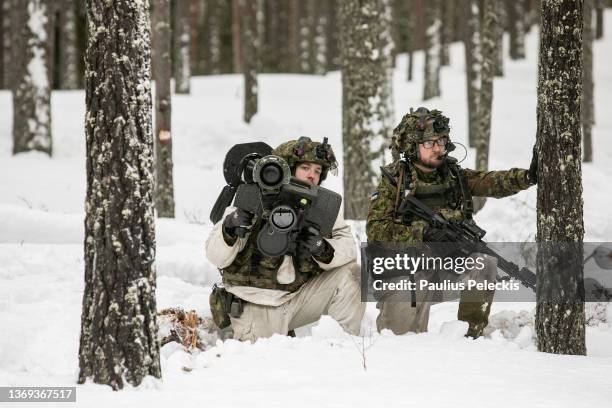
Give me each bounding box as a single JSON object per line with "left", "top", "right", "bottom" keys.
{"left": 271, "top": 136, "right": 338, "bottom": 183}
{"left": 391, "top": 107, "right": 451, "bottom": 161}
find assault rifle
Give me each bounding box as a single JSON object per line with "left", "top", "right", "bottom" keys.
{"left": 397, "top": 194, "right": 537, "bottom": 290}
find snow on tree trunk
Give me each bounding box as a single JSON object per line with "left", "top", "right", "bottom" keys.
{"left": 58, "top": 0, "right": 78, "bottom": 89}
{"left": 423, "top": 0, "right": 441, "bottom": 100}
{"left": 153, "top": 0, "right": 175, "bottom": 218}
{"left": 340, "top": 0, "right": 394, "bottom": 220}
{"left": 241, "top": 0, "right": 262, "bottom": 123}
{"left": 535, "top": 0, "right": 586, "bottom": 356}
{"left": 78, "top": 0, "right": 162, "bottom": 389}
{"left": 507, "top": 0, "right": 526, "bottom": 60}
{"left": 473, "top": 0, "right": 497, "bottom": 213}
{"left": 582, "top": 0, "right": 594, "bottom": 163}
{"left": 299, "top": 0, "right": 312, "bottom": 73}
{"left": 595, "top": 0, "right": 604, "bottom": 39}
{"left": 12, "top": 0, "right": 52, "bottom": 156}
{"left": 173, "top": 0, "right": 191, "bottom": 94}
{"left": 463, "top": 0, "right": 480, "bottom": 147}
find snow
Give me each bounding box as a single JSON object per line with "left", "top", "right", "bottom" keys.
{"left": 1, "top": 12, "right": 611, "bottom": 407}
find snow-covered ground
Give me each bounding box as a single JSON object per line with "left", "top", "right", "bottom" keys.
{"left": 1, "top": 14, "right": 611, "bottom": 408}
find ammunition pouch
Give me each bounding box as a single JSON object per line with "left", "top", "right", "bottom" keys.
{"left": 209, "top": 284, "right": 245, "bottom": 329}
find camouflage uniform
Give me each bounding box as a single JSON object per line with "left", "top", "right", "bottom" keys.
{"left": 206, "top": 137, "right": 364, "bottom": 341}
{"left": 367, "top": 108, "right": 533, "bottom": 337}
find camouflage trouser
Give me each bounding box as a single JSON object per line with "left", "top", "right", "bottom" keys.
{"left": 376, "top": 253, "right": 497, "bottom": 338}
{"left": 230, "top": 262, "right": 365, "bottom": 342}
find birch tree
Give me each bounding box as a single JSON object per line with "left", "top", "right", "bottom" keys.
{"left": 79, "top": 0, "right": 161, "bottom": 389}
{"left": 241, "top": 0, "right": 262, "bottom": 123}
{"left": 535, "top": 0, "right": 586, "bottom": 356}
{"left": 12, "top": 0, "right": 52, "bottom": 155}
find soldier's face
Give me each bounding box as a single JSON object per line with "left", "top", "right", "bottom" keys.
{"left": 417, "top": 136, "right": 447, "bottom": 169}
{"left": 295, "top": 162, "right": 322, "bottom": 185}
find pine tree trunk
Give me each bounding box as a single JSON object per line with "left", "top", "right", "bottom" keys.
{"left": 463, "top": 0, "right": 480, "bottom": 147}
{"left": 173, "top": 0, "right": 191, "bottom": 94}
{"left": 57, "top": 0, "right": 78, "bottom": 89}
{"left": 423, "top": 0, "right": 441, "bottom": 100}
{"left": 12, "top": 0, "right": 52, "bottom": 155}
{"left": 194, "top": 0, "right": 208, "bottom": 75}
{"left": 241, "top": 0, "right": 261, "bottom": 123}
{"left": 325, "top": 0, "right": 340, "bottom": 71}
{"left": 440, "top": 0, "right": 451, "bottom": 66}
{"left": 79, "top": 0, "right": 161, "bottom": 389}
{"left": 311, "top": 0, "right": 328, "bottom": 75}
{"left": 232, "top": 0, "right": 242, "bottom": 73}
{"left": 406, "top": 0, "right": 414, "bottom": 81}
{"left": 535, "top": 0, "right": 586, "bottom": 356}
{"left": 208, "top": 0, "right": 222, "bottom": 74}
{"left": 582, "top": 0, "right": 594, "bottom": 163}
{"left": 287, "top": 0, "right": 300, "bottom": 72}
{"left": 340, "top": 0, "right": 394, "bottom": 220}
{"left": 473, "top": 0, "right": 497, "bottom": 213}
{"left": 494, "top": 3, "right": 506, "bottom": 77}
{"left": 0, "top": 0, "right": 5, "bottom": 88}
{"left": 595, "top": 0, "right": 604, "bottom": 39}
{"left": 507, "top": 0, "right": 526, "bottom": 60}
{"left": 153, "top": 0, "right": 175, "bottom": 217}
{"left": 299, "top": 0, "right": 312, "bottom": 73}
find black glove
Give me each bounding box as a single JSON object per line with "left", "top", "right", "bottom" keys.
{"left": 298, "top": 226, "right": 327, "bottom": 257}
{"left": 223, "top": 208, "right": 255, "bottom": 238}
{"left": 527, "top": 145, "right": 538, "bottom": 185}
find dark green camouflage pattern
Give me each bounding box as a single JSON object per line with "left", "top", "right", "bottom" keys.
{"left": 367, "top": 159, "right": 530, "bottom": 337}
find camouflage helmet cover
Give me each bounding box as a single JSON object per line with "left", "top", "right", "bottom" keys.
{"left": 391, "top": 107, "right": 451, "bottom": 155}
{"left": 271, "top": 136, "right": 338, "bottom": 181}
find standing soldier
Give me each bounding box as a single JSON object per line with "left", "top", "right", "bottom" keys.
{"left": 206, "top": 137, "right": 365, "bottom": 342}
{"left": 367, "top": 107, "right": 537, "bottom": 338}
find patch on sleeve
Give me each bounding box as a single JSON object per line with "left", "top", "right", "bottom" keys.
{"left": 370, "top": 191, "right": 379, "bottom": 201}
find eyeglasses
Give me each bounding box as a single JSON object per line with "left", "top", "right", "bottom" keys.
{"left": 420, "top": 137, "right": 448, "bottom": 149}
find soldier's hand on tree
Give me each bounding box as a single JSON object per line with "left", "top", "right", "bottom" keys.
{"left": 527, "top": 145, "right": 538, "bottom": 185}
{"left": 298, "top": 226, "right": 327, "bottom": 257}
{"left": 223, "top": 208, "right": 255, "bottom": 238}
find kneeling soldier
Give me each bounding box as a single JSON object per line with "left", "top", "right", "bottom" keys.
{"left": 206, "top": 137, "right": 365, "bottom": 342}
{"left": 367, "top": 107, "right": 537, "bottom": 338}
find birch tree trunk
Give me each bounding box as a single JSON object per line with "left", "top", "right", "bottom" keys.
{"left": 153, "top": 0, "right": 175, "bottom": 217}
{"left": 79, "top": 0, "right": 161, "bottom": 389}
{"left": 423, "top": 0, "right": 441, "bottom": 100}
{"left": 12, "top": 0, "right": 52, "bottom": 156}
{"left": 340, "top": 0, "right": 394, "bottom": 220}
{"left": 535, "top": 0, "right": 586, "bottom": 356}
{"left": 173, "top": 0, "right": 191, "bottom": 94}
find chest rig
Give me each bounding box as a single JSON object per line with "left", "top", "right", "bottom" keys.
{"left": 392, "top": 157, "right": 474, "bottom": 222}
{"left": 221, "top": 218, "right": 324, "bottom": 292}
